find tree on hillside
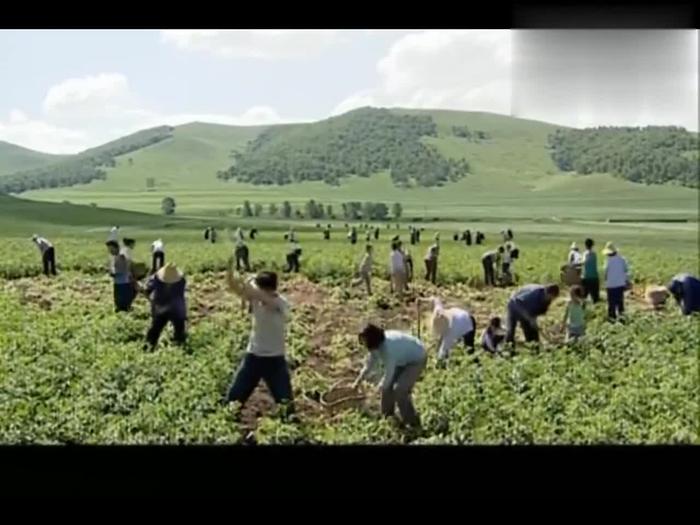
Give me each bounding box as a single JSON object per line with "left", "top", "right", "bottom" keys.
{"left": 326, "top": 204, "right": 333, "bottom": 218}
{"left": 282, "top": 201, "right": 292, "bottom": 219}
{"left": 268, "top": 203, "right": 278, "bottom": 217}
{"left": 392, "top": 202, "right": 403, "bottom": 219}
{"left": 243, "top": 200, "right": 253, "bottom": 217}
{"left": 253, "top": 203, "right": 263, "bottom": 217}
{"left": 363, "top": 202, "right": 374, "bottom": 222}
{"left": 161, "top": 197, "right": 176, "bottom": 215}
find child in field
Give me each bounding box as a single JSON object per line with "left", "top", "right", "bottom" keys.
{"left": 562, "top": 285, "right": 586, "bottom": 342}
{"left": 481, "top": 317, "right": 506, "bottom": 353}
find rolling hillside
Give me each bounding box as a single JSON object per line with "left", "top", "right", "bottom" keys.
{"left": 15, "top": 109, "right": 700, "bottom": 221}
{"left": 0, "top": 141, "right": 65, "bottom": 177}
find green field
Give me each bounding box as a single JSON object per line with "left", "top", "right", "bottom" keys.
{"left": 20, "top": 111, "right": 698, "bottom": 220}
{"left": 1, "top": 108, "right": 698, "bottom": 445}
{"left": 1, "top": 218, "right": 697, "bottom": 444}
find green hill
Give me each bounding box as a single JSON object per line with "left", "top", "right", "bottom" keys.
{"left": 17, "top": 109, "right": 700, "bottom": 221}
{"left": 0, "top": 141, "right": 65, "bottom": 177}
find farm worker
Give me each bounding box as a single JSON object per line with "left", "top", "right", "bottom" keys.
{"left": 568, "top": 242, "right": 583, "bottom": 266}
{"left": 374, "top": 227, "right": 380, "bottom": 241}
{"left": 348, "top": 227, "right": 358, "bottom": 245}
{"left": 505, "top": 283, "right": 560, "bottom": 347}
{"left": 424, "top": 239, "right": 439, "bottom": 284}
{"left": 389, "top": 241, "right": 408, "bottom": 297}
{"left": 403, "top": 247, "right": 414, "bottom": 285}
{"left": 366, "top": 230, "right": 372, "bottom": 243}
{"left": 418, "top": 296, "right": 476, "bottom": 363}
{"left": 465, "top": 229, "right": 472, "bottom": 246}
{"left": 204, "top": 227, "right": 210, "bottom": 241}
{"left": 284, "top": 240, "right": 301, "bottom": 273}
{"left": 108, "top": 225, "right": 120, "bottom": 243}
{"left": 352, "top": 323, "right": 427, "bottom": 428}
{"left": 356, "top": 244, "right": 373, "bottom": 296}
{"left": 31, "top": 234, "right": 56, "bottom": 277}
{"left": 561, "top": 285, "right": 586, "bottom": 342}
{"left": 106, "top": 240, "right": 135, "bottom": 312}
{"left": 233, "top": 228, "right": 251, "bottom": 272}
{"left": 210, "top": 227, "right": 218, "bottom": 244}
{"left": 666, "top": 273, "right": 700, "bottom": 315}
{"left": 121, "top": 238, "right": 135, "bottom": 262}
{"left": 481, "top": 317, "right": 506, "bottom": 353}
{"left": 323, "top": 226, "right": 331, "bottom": 240}
{"left": 151, "top": 238, "right": 165, "bottom": 273}
{"left": 481, "top": 248, "right": 500, "bottom": 287}
{"left": 501, "top": 243, "right": 514, "bottom": 285}
{"left": 603, "top": 242, "right": 629, "bottom": 321}
{"left": 287, "top": 228, "right": 296, "bottom": 243}
{"left": 144, "top": 263, "right": 187, "bottom": 349}
{"left": 225, "top": 267, "right": 294, "bottom": 413}
{"left": 581, "top": 238, "right": 600, "bottom": 303}
{"left": 507, "top": 228, "right": 514, "bottom": 240}
{"left": 249, "top": 228, "right": 258, "bottom": 240}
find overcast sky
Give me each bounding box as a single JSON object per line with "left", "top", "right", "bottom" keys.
{"left": 0, "top": 29, "right": 697, "bottom": 154}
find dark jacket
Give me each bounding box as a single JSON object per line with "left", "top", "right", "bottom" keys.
{"left": 145, "top": 276, "right": 187, "bottom": 319}
{"left": 667, "top": 273, "right": 700, "bottom": 315}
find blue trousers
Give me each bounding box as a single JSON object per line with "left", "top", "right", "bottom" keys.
{"left": 226, "top": 354, "right": 293, "bottom": 406}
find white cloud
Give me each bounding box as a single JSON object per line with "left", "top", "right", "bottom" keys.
{"left": 1, "top": 72, "right": 296, "bottom": 154}
{"left": 43, "top": 73, "right": 133, "bottom": 116}
{"left": 161, "top": 30, "right": 342, "bottom": 60}
{"left": 332, "top": 30, "right": 512, "bottom": 117}
{"left": 0, "top": 113, "right": 90, "bottom": 154}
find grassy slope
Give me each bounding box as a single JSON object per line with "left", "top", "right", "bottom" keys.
{"left": 0, "top": 141, "right": 65, "bottom": 177}
{"left": 20, "top": 111, "right": 699, "bottom": 220}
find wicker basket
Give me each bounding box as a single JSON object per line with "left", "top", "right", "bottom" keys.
{"left": 560, "top": 265, "right": 581, "bottom": 286}
{"left": 131, "top": 262, "right": 148, "bottom": 281}
{"left": 645, "top": 286, "right": 669, "bottom": 309}
{"left": 320, "top": 383, "right": 365, "bottom": 414}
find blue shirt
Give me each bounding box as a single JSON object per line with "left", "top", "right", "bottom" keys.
{"left": 509, "top": 285, "right": 551, "bottom": 317}
{"left": 360, "top": 330, "right": 426, "bottom": 391}
{"left": 668, "top": 273, "right": 700, "bottom": 315}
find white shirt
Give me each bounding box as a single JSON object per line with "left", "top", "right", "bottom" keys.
{"left": 569, "top": 250, "right": 583, "bottom": 265}
{"left": 108, "top": 227, "right": 119, "bottom": 242}
{"left": 234, "top": 229, "right": 245, "bottom": 246}
{"left": 120, "top": 247, "right": 132, "bottom": 262}
{"left": 605, "top": 254, "right": 629, "bottom": 289}
{"left": 34, "top": 237, "right": 52, "bottom": 254}
{"left": 503, "top": 250, "right": 512, "bottom": 264}
{"left": 151, "top": 240, "right": 164, "bottom": 253}
{"left": 434, "top": 300, "right": 474, "bottom": 361}
{"left": 247, "top": 294, "right": 290, "bottom": 357}
{"left": 390, "top": 250, "right": 405, "bottom": 274}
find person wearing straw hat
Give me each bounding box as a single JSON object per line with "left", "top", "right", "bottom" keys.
{"left": 602, "top": 242, "right": 629, "bottom": 322}
{"left": 224, "top": 262, "right": 294, "bottom": 412}
{"left": 352, "top": 323, "right": 427, "bottom": 428}
{"left": 420, "top": 296, "right": 476, "bottom": 365}
{"left": 481, "top": 317, "right": 506, "bottom": 353}
{"left": 143, "top": 263, "right": 187, "bottom": 349}
{"left": 568, "top": 242, "right": 583, "bottom": 266}
{"left": 666, "top": 273, "right": 700, "bottom": 316}
{"left": 31, "top": 234, "right": 56, "bottom": 277}
{"left": 151, "top": 238, "right": 165, "bottom": 274}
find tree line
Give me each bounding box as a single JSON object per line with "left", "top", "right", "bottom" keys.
{"left": 0, "top": 126, "right": 174, "bottom": 194}
{"left": 236, "top": 199, "right": 403, "bottom": 221}
{"left": 548, "top": 126, "right": 699, "bottom": 188}
{"left": 217, "top": 107, "right": 470, "bottom": 188}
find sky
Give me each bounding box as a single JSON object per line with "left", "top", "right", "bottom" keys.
{"left": 0, "top": 29, "right": 697, "bottom": 154}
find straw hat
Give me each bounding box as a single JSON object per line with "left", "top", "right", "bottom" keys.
{"left": 602, "top": 242, "right": 617, "bottom": 255}
{"left": 157, "top": 263, "right": 183, "bottom": 284}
